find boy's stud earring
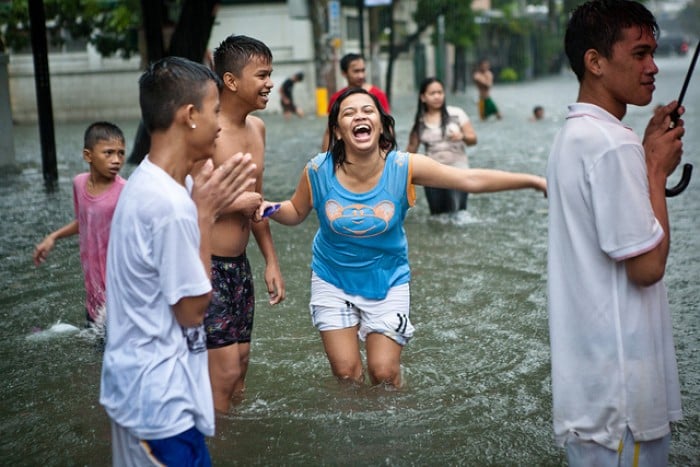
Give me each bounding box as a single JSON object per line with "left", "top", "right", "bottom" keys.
{"left": 191, "top": 123, "right": 197, "bottom": 129}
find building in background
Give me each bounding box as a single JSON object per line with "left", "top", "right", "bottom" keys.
{"left": 4, "top": 0, "right": 480, "bottom": 123}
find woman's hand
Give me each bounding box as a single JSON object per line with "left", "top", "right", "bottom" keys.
{"left": 254, "top": 200, "right": 280, "bottom": 222}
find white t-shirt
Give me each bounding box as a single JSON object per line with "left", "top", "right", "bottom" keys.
{"left": 100, "top": 157, "right": 214, "bottom": 439}
{"left": 546, "top": 103, "right": 682, "bottom": 450}
{"left": 418, "top": 105, "right": 470, "bottom": 166}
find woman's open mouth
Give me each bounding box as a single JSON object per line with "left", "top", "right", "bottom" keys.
{"left": 352, "top": 124, "right": 372, "bottom": 142}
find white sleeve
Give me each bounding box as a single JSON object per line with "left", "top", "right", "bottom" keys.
{"left": 154, "top": 214, "right": 211, "bottom": 305}
{"left": 589, "top": 144, "right": 664, "bottom": 261}
{"left": 448, "top": 106, "right": 470, "bottom": 124}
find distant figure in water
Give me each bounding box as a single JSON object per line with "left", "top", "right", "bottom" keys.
{"left": 280, "top": 71, "right": 305, "bottom": 119}
{"left": 531, "top": 105, "right": 545, "bottom": 121}
{"left": 473, "top": 58, "right": 502, "bottom": 120}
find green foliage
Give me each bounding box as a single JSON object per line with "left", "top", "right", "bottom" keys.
{"left": 0, "top": 0, "right": 143, "bottom": 58}
{"left": 533, "top": 28, "right": 564, "bottom": 75}
{"left": 677, "top": 0, "right": 700, "bottom": 36}
{"left": 414, "top": 0, "right": 478, "bottom": 48}
{"left": 89, "top": 0, "right": 141, "bottom": 58}
{"left": 0, "top": 0, "right": 32, "bottom": 51}
{"left": 499, "top": 66, "right": 517, "bottom": 81}
{"left": 490, "top": 0, "right": 515, "bottom": 10}
{"left": 561, "top": 0, "right": 584, "bottom": 16}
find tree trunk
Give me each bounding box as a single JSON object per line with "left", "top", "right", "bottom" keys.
{"left": 140, "top": 0, "right": 165, "bottom": 63}
{"left": 28, "top": 0, "right": 57, "bottom": 186}
{"left": 547, "top": 0, "right": 558, "bottom": 33}
{"left": 129, "top": 0, "right": 219, "bottom": 165}
{"left": 127, "top": 0, "right": 165, "bottom": 165}
{"left": 384, "top": 2, "right": 434, "bottom": 103}
{"left": 309, "top": 0, "right": 330, "bottom": 88}
{"left": 451, "top": 45, "right": 467, "bottom": 93}
{"left": 168, "top": 0, "right": 219, "bottom": 63}
{"left": 384, "top": 0, "right": 396, "bottom": 104}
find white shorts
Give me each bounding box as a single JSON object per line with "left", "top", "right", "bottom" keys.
{"left": 565, "top": 426, "right": 670, "bottom": 467}
{"left": 309, "top": 272, "right": 414, "bottom": 346}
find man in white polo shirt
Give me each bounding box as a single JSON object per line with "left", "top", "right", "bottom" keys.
{"left": 546, "top": 0, "right": 686, "bottom": 465}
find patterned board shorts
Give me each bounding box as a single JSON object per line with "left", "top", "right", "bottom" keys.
{"left": 204, "top": 254, "right": 255, "bottom": 349}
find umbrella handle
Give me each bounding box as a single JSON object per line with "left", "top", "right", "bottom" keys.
{"left": 665, "top": 163, "right": 693, "bottom": 197}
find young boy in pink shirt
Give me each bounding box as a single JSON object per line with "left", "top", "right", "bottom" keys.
{"left": 33, "top": 121, "right": 126, "bottom": 334}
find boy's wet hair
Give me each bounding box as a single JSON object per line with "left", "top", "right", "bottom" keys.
{"left": 138, "top": 56, "right": 222, "bottom": 133}
{"left": 565, "top": 0, "right": 658, "bottom": 82}
{"left": 340, "top": 53, "right": 363, "bottom": 73}
{"left": 213, "top": 35, "right": 273, "bottom": 78}
{"left": 327, "top": 87, "right": 396, "bottom": 169}
{"left": 84, "top": 121, "right": 125, "bottom": 151}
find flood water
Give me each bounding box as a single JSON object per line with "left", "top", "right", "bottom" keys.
{"left": 1, "top": 55, "right": 698, "bottom": 465}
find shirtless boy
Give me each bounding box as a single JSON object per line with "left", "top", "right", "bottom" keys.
{"left": 202, "top": 34, "right": 286, "bottom": 413}
{"left": 473, "top": 59, "right": 502, "bottom": 120}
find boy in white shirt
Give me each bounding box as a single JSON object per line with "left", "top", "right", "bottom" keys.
{"left": 100, "top": 56, "right": 256, "bottom": 466}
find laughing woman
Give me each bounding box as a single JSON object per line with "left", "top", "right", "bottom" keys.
{"left": 257, "top": 87, "right": 546, "bottom": 388}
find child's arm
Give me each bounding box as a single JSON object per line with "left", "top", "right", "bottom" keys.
{"left": 250, "top": 140, "right": 286, "bottom": 305}
{"left": 410, "top": 153, "right": 546, "bottom": 195}
{"left": 33, "top": 220, "right": 79, "bottom": 266}
{"left": 473, "top": 71, "right": 494, "bottom": 90}
{"left": 220, "top": 191, "right": 263, "bottom": 218}
{"left": 190, "top": 159, "right": 263, "bottom": 218}
{"left": 252, "top": 220, "right": 285, "bottom": 305}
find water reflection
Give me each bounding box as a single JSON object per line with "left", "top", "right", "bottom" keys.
{"left": 1, "top": 56, "right": 698, "bottom": 465}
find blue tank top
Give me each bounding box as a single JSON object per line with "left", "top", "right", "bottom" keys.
{"left": 307, "top": 150, "right": 416, "bottom": 299}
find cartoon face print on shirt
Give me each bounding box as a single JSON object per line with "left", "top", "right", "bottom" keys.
{"left": 325, "top": 200, "right": 395, "bottom": 237}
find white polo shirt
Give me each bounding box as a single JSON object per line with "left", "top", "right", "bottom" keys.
{"left": 546, "top": 103, "right": 682, "bottom": 450}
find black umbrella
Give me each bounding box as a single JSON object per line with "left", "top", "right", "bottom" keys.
{"left": 665, "top": 41, "right": 698, "bottom": 197}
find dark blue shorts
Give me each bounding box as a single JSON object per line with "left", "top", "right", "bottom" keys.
{"left": 143, "top": 426, "right": 211, "bottom": 467}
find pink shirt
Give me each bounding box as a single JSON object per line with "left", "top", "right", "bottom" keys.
{"left": 73, "top": 173, "right": 126, "bottom": 321}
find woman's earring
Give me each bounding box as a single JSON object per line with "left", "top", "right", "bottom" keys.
{"left": 191, "top": 123, "right": 197, "bottom": 129}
